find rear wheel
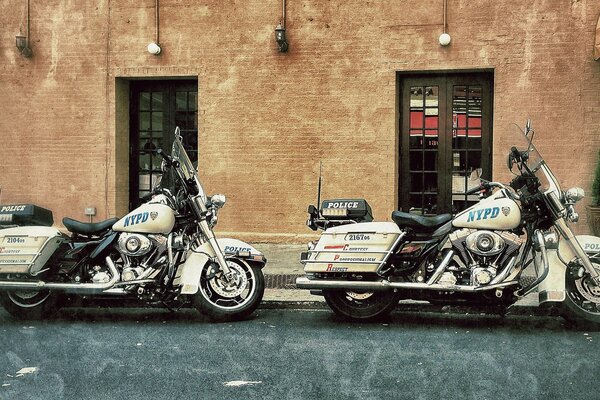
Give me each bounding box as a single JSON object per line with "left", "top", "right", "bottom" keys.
{"left": 562, "top": 262, "right": 600, "bottom": 327}
{"left": 323, "top": 289, "right": 400, "bottom": 321}
{"left": 0, "top": 290, "right": 63, "bottom": 320}
{"left": 193, "top": 259, "right": 264, "bottom": 322}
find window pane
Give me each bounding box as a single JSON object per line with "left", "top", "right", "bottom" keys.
{"left": 151, "top": 92, "right": 164, "bottom": 110}
{"left": 409, "top": 131, "right": 423, "bottom": 149}
{"left": 410, "top": 110, "right": 423, "bottom": 129}
{"left": 140, "top": 112, "right": 150, "bottom": 131}
{"left": 151, "top": 111, "right": 163, "bottom": 131}
{"left": 189, "top": 92, "right": 198, "bottom": 111}
{"left": 424, "top": 172, "right": 437, "bottom": 193}
{"left": 410, "top": 173, "right": 423, "bottom": 192}
{"left": 409, "top": 152, "right": 423, "bottom": 171}
{"left": 140, "top": 92, "right": 151, "bottom": 111}
{"left": 424, "top": 133, "right": 438, "bottom": 149}
{"left": 175, "top": 111, "right": 188, "bottom": 128}
{"left": 176, "top": 92, "right": 187, "bottom": 110}
{"left": 466, "top": 151, "right": 482, "bottom": 171}
{"left": 425, "top": 86, "right": 438, "bottom": 107}
{"left": 410, "top": 87, "right": 424, "bottom": 105}
{"left": 425, "top": 115, "right": 438, "bottom": 129}
{"left": 423, "top": 151, "right": 437, "bottom": 171}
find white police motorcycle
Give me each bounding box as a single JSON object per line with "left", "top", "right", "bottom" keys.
{"left": 0, "top": 128, "right": 265, "bottom": 321}
{"left": 298, "top": 121, "right": 600, "bottom": 325}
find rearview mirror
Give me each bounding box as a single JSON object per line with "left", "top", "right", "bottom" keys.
{"left": 469, "top": 168, "right": 482, "bottom": 181}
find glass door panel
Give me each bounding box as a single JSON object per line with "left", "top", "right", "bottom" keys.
{"left": 451, "top": 85, "right": 483, "bottom": 213}
{"left": 407, "top": 85, "right": 440, "bottom": 215}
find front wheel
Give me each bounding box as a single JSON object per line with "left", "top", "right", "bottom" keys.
{"left": 323, "top": 289, "right": 400, "bottom": 321}
{"left": 562, "top": 262, "right": 600, "bottom": 327}
{"left": 0, "top": 290, "right": 63, "bottom": 320}
{"left": 193, "top": 259, "right": 264, "bottom": 322}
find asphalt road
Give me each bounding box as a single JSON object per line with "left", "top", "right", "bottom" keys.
{"left": 0, "top": 307, "right": 597, "bottom": 400}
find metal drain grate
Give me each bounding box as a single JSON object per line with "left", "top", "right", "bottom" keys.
{"left": 264, "top": 274, "right": 302, "bottom": 289}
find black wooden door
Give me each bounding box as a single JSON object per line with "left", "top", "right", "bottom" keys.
{"left": 129, "top": 80, "right": 198, "bottom": 208}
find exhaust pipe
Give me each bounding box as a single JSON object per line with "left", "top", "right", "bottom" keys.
{"left": 0, "top": 256, "right": 120, "bottom": 294}
{"left": 295, "top": 276, "right": 518, "bottom": 293}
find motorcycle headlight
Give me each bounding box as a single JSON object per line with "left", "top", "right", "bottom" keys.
{"left": 210, "top": 194, "right": 227, "bottom": 209}
{"left": 564, "top": 187, "right": 585, "bottom": 203}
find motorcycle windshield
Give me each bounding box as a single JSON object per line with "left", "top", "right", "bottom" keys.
{"left": 172, "top": 128, "right": 207, "bottom": 200}
{"left": 510, "top": 123, "right": 561, "bottom": 194}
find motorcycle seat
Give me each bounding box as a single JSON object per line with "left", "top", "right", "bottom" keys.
{"left": 391, "top": 211, "right": 452, "bottom": 233}
{"left": 63, "top": 217, "right": 119, "bottom": 235}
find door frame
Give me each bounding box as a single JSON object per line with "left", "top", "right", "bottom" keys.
{"left": 128, "top": 79, "right": 198, "bottom": 209}
{"left": 397, "top": 70, "right": 494, "bottom": 214}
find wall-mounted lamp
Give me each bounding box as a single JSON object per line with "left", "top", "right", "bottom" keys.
{"left": 147, "top": 42, "right": 162, "bottom": 55}
{"left": 148, "top": 0, "right": 162, "bottom": 55}
{"left": 16, "top": 0, "right": 33, "bottom": 58}
{"left": 439, "top": 0, "right": 451, "bottom": 46}
{"left": 275, "top": 0, "right": 289, "bottom": 52}
{"left": 439, "top": 33, "right": 451, "bottom": 46}
{"left": 275, "top": 23, "right": 288, "bottom": 52}
{"left": 594, "top": 14, "right": 599, "bottom": 61}
{"left": 15, "top": 35, "right": 32, "bottom": 57}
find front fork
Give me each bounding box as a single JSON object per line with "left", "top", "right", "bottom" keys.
{"left": 554, "top": 218, "right": 600, "bottom": 285}
{"left": 198, "top": 219, "right": 233, "bottom": 278}
{"left": 190, "top": 195, "right": 233, "bottom": 279}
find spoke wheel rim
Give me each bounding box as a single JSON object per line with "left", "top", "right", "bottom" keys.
{"left": 567, "top": 264, "right": 600, "bottom": 315}
{"left": 346, "top": 291, "right": 375, "bottom": 301}
{"left": 7, "top": 290, "right": 51, "bottom": 308}
{"left": 200, "top": 260, "right": 256, "bottom": 311}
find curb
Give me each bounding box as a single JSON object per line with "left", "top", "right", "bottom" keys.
{"left": 262, "top": 273, "right": 557, "bottom": 317}
{"left": 259, "top": 298, "right": 561, "bottom": 317}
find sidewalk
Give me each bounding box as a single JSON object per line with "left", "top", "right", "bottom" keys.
{"left": 254, "top": 243, "right": 552, "bottom": 317}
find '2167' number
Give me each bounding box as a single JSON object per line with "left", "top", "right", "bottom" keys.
{"left": 345, "top": 234, "right": 371, "bottom": 241}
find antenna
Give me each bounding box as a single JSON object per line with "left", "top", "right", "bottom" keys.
{"left": 316, "top": 161, "right": 323, "bottom": 210}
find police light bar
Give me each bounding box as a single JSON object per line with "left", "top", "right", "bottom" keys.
{"left": 321, "top": 207, "right": 348, "bottom": 218}
{"left": 320, "top": 199, "right": 373, "bottom": 222}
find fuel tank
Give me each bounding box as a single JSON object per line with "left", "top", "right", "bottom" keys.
{"left": 453, "top": 190, "right": 521, "bottom": 231}
{"left": 113, "top": 203, "right": 175, "bottom": 234}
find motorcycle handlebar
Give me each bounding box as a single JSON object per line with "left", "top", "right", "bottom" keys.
{"left": 465, "top": 184, "right": 485, "bottom": 196}
{"left": 156, "top": 149, "right": 176, "bottom": 167}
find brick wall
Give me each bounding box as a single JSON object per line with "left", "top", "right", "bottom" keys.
{"left": 1, "top": 0, "right": 599, "bottom": 242}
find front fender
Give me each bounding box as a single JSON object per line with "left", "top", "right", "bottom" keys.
{"left": 176, "top": 238, "right": 267, "bottom": 295}
{"left": 217, "top": 238, "right": 267, "bottom": 267}
{"left": 537, "top": 235, "right": 600, "bottom": 304}
{"left": 177, "top": 249, "right": 211, "bottom": 295}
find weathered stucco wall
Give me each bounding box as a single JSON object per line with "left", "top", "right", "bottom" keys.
{"left": 1, "top": 0, "right": 599, "bottom": 242}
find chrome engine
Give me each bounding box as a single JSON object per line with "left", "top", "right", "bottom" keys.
{"left": 112, "top": 233, "right": 169, "bottom": 282}
{"left": 118, "top": 233, "right": 153, "bottom": 257}
{"left": 449, "top": 229, "right": 523, "bottom": 286}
